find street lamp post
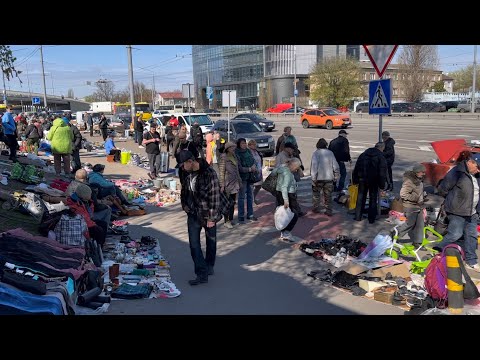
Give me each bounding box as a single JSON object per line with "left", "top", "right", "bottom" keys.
{"left": 293, "top": 45, "right": 297, "bottom": 118}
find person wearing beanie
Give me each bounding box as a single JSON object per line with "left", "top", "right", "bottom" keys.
{"left": 391, "top": 163, "right": 427, "bottom": 245}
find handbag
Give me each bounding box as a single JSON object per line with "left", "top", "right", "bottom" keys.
{"left": 261, "top": 171, "right": 278, "bottom": 196}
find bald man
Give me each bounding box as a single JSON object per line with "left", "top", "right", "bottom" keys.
{"left": 66, "top": 169, "right": 112, "bottom": 226}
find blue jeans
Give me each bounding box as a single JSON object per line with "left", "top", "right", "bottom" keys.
{"left": 336, "top": 161, "right": 347, "bottom": 191}
{"left": 187, "top": 214, "right": 216, "bottom": 279}
{"left": 238, "top": 181, "right": 253, "bottom": 220}
{"left": 437, "top": 213, "right": 478, "bottom": 266}
{"left": 93, "top": 207, "right": 112, "bottom": 226}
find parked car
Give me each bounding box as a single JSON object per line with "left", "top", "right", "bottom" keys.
{"left": 282, "top": 107, "right": 305, "bottom": 114}
{"left": 422, "top": 138, "right": 480, "bottom": 189}
{"left": 232, "top": 113, "right": 275, "bottom": 132}
{"left": 456, "top": 99, "right": 480, "bottom": 113}
{"left": 212, "top": 119, "right": 275, "bottom": 156}
{"left": 390, "top": 102, "right": 415, "bottom": 115}
{"left": 413, "top": 102, "right": 446, "bottom": 112}
{"left": 202, "top": 109, "right": 222, "bottom": 117}
{"left": 355, "top": 102, "right": 369, "bottom": 113}
{"left": 300, "top": 108, "right": 351, "bottom": 130}
{"left": 439, "top": 100, "right": 459, "bottom": 111}
{"left": 266, "top": 103, "right": 293, "bottom": 113}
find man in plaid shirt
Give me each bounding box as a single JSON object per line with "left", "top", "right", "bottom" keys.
{"left": 179, "top": 150, "right": 221, "bottom": 286}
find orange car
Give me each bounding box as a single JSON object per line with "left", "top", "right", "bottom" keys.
{"left": 300, "top": 108, "right": 351, "bottom": 130}
{"left": 422, "top": 139, "right": 480, "bottom": 188}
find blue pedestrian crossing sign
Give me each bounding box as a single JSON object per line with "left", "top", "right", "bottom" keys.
{"left": 32, "top": 97, "right": 41, "bottom": 105}
{"left": 368, "top": 79, "right": 391, "bottom": 114}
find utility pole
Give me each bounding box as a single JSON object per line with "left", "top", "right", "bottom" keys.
{"left": 293, "top": 45, "right": 297, "bottom": 118}
{"left": 127, "top": 45, "right": 136, "bottom": 125}
{"left": 152, "top": 73, "right": 155, "bottom": 110}
{"left": 2, "top": 71, "right": 7, "bottom": 106}
{"left": 472, "top": 45, "right": 477, "bottom": 113}
{"left": 40, "top": 45, "right": 48, "bottom": 109}
{"left": 207, "top": 58, "right": 211, "bottom": 109}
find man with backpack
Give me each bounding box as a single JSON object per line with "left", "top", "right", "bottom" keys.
{"left": 435, "top": 152, "right": 480, "bottom": 272}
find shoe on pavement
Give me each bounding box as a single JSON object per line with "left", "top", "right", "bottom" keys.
{"left": 138, "top": 145, "right": 145, "bottom": 149}
{"left": 208, "top": 266, "right": 214, "bottom": 276}
{"left": 280, "top": 231, "right": 296, "bottom": 243}
{"left": 465, "top": 263, "right": 480, "bottom": 272}
{"left": 237, "top": 218, "right": 245, "bottom": 224}
{"left": 224, "top": 221, "right": 233, "bottom": 229}
{"left": 247, "top": 216, "right": 258, "bottom": 221}
{"left": 298, "top": 212, "right": 306, "bottom": 218}
{"left": 254, "top": 199, "right": 260, "bottom": 205}
{"left": 188, "top": 276, "right": 208, "bottom": 286}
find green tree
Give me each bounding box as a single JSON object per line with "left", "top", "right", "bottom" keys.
{"left": 449, "top": 65, "right": 480, "bottom": 92}
{"left": 430, "top": 80, "right": 446, "bottom": 92}
{"left": 398, "top": 45, "right": 439, "bottom": 102}
{"left": 0, "top": 45, "right": 22, "bottom": 82}
{"left": 308, "top": 57, "right": 363, "bottom": 108}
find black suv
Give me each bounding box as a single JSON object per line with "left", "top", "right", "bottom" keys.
{"left": 232, "top": 113, "right": 275, "bottom": 132}
{"left": 212, "top": 119, "right": 275, "bottom": 156}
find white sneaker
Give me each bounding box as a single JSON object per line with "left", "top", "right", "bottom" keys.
{"left": 465, "top": 263, "right": 480, "bottom": 272}
{"left": 280, "top": 231, "right": 296, "bottom": 242}
{"left": 224, "top": 221, "right": 233, "bottom": 229}
{"left": 138, "top": 145, "right": 145, "bottom": 149}
{"left": 157, "top": 280, "right": 181, "bottom": 298}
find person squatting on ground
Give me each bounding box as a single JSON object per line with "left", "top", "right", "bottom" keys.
{"left": 392, "top": 163, "right": 427, "bottom": 245}
{"left": 142, "top": 123, "right": 162, "bottom": 179}
{"left": 179, "top": 150, "right": 222, "bottom": 285}
{"left": 248, "top": 139, "right": 263, "bottom": 205}
{"left": 310, "top": 138, "right": 339, "bottom": 216}
{"left": 218, "top": 141, "right": 242, "bottom": 229}
{"left": 328, "top": 129, "right": 351, "bottom": 192}
{"left": 47, "top": 117, "right": 73, "bottom": 177}
{"left": 270, "top": 158, "right": 302, "bottom": 242}
{"left": 235, "top": 138, "right": 258, "bottom": 223}
{"left": 353, "top": 142, "right": 388, "bottom": 224}
{"left": 436, "top": 151, "right": 480, "bottom": 272}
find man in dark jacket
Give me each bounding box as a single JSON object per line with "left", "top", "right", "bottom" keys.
{"left": 98, "top": 113, "right": 109, "bottom": 141}
{"left": 436, "top": 153, "right": 480, "bottom": 271}
{"left": 179, "top": 150, "right": 221, "bottom": 286}
{"left": 352, "top": 142, "right": 388, "bottom": 224}
{"left": 86, "top": 112, "right": 93, "bottom": 137}
{"left": 328, "top": 129, "right": 351, "bottom": 192}
{"left": 191, "top": 120, "right": 204, "bottom": 158}
{"left": 69, "top": 122, "right": 83, "bottom": 173}
{"left": 382, "top": 131, "right": 395, "bottom": 191}
{"left": 135, "top": 114, "right": 145, "bottom": 148}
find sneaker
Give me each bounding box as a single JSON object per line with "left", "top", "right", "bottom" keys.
{"left": 237, "top": 218, "right": 245, "bottom": 224}
{"left": 465, "top": 263, "right": 480, "bottom": 272}
{"left": 224, "top": 221, "right": 233, "bottom": 229}
{"left": 188, "top": 276, "right": 208, "bottom": 286}
{"left": 247, "top": 216, "right": 258, "bottom": 221}
{"left": 157, "top": 280, "right": 181, "bottom": 298}
{"left": 138, "top": 145, "right": 145, "bottom": 149}
{"left": 280, "top": 231, "right": 296, "bottom": 243}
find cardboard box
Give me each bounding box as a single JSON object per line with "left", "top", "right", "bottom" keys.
{"left": 373, "top": 286, "right": 397, "bottom": 304}
{"left": 359, "top": 279, "right": 388, "bottom": 292}
{"left": 370, "top": 263, "right": 411, "bottom": 280}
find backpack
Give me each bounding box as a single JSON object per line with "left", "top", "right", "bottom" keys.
{"left": 424, "top": 244, "right": 464, "bottom": 306}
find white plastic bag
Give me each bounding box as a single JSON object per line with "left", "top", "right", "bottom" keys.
{"left": 274, "top": 206, "right": 294, "bottom": 230}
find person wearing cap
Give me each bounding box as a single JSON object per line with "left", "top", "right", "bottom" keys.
{"left": 382, "top": 131, "right": 396, "bottom": 191}
{"left": 104, "top": 132, "right": 121, "bottom": 162}
{"left": 391, "top": 163, "right": 427, "bottom": 245}
{"left": 24, "top": 118, "right": 42, "bottom": 153}
{"left": 173, "top": 130, "right": 199, "bottom": 166}
{"left": 142, "top": 122, "right": 162, "bottom": 179}
{"left": 328, "top": 129, "right": 351, "bottom": 192}
{"left": 436, "top": 151, "right": 480, "bottom": 272}
{"left": 66, "top": 183, "right": 106, "bottom": 247}
{"left": 88, "top": 164, "right": 131, "bottom": 206}
{"left": 311, "top": 138, "right": 340, "bottom": 216}
{"left": 353, "top": 142, "right": 388, "bottom": 224}
{"left": 179, "top": 150, "right": 221, "bottom": 285}
{"left": 218, "top": 141, "right": 242, "bottom": 228}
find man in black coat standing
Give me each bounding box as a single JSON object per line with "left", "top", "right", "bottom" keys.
{"left": 352, "top": 142, "right": 388, "bottom": 224}
{"left": 86, "top": 112, "right": 93, "bottom": 137}
{"left": 382, "top": 131, "right": 395, "bottom": 191}
{"left": 328, "top": 129, "right": 351, "bottom": 192}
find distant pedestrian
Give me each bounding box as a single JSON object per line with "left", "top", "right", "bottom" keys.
{"left": 1, "top": 106, "right": 18, "bottom": 162}
{"left": 218, "top": 141, "right": 242, "bottom": 229}
{"left": 236, "top": 138, "right": 257, "bottom": 223}
{"left": 98, "top": 113, "right": 109, "bottom": 141}
{"left": 142, "top": 123, "right": 162, "bottom": 179}
{"left": 248, "top": 139, "right": 263, "bottom": 205}
{"left": 135, "top": 114, "right": 145, "bottom": 148}
{"left": 24, "top": 118, "right": 42, "bottom": 153}
{"left": 382, "top": 131, "right": 396, "bottom": 191}
{"left": 328, "top": 129, "right": 351, "bottom": 192}
{"left": 69, "top": 120, "right": 83, "bottom": 173}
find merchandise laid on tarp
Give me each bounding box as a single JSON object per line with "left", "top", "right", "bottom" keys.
{"left": 297, "top": 230, "right": 480, "bottom": 314}
{"left": 101, "top": 233, "right": 181, "bottom": 299}
{"left": 114, "top": 179, "right": 181, "bottom": 208}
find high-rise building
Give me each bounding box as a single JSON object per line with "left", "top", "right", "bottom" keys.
{"left": 346, "top": 45, "right": 370, "bottom": 62}
{"left": 192, "top": 45, "right": 346, "bottom": 110}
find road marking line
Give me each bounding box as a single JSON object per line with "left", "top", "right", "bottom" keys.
{"left": 418, "top": 146, "right": 432, "bottom": 151}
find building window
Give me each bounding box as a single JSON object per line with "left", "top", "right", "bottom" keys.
{"left": 370, "top": 73, "right": 375, "bottom": 80}
{"left": 363, "top": 73, "right": 367, "bottom": 81}
{"left": 393, "top": 88, "right": 398, "bottom": 96}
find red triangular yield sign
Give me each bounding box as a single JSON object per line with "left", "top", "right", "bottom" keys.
{"left": 362, "top": 45, "right": 399, "bottom": 78}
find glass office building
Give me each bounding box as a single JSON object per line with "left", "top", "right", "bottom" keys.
{"left": 192, "top": 45, "right": 346, "bottom": 110}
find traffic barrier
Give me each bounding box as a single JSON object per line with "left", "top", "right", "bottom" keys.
{"left": 445, "top": 247, "right": 464, "bottom": 314}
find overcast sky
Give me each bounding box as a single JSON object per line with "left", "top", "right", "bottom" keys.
{"left": 5, "top": 45, "right": 478, "bottom": 99}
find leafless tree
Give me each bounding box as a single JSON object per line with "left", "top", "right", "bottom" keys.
{"left": 398, "top": 45, "right": 439, "bottom": 102}
{"left": 94, "top": 80, "right": 115, "bottom": 101}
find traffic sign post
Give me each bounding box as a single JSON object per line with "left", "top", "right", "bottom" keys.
{"left": 362, "top": 45, "right": 398, "bottom": 78}
{"left": 369, "top": 78, "right": 392, "bottom": 143}
{"left": 32, "top": 97, "right": 41, "bottom": 105}
{"left": 222, "top": 90, "right": 237, "bottom": 142}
